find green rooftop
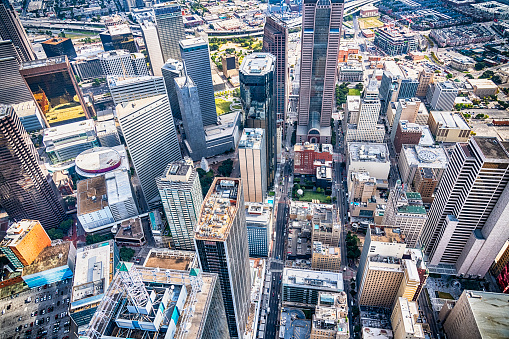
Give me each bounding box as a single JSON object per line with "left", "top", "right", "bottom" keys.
{"left": 406, "top": 192, "right": 422, "bottom": 200}
{"left": 397, "top": 205, "right": 427, "bottom": 214}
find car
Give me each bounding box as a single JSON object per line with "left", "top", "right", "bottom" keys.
{"left": 18, "top": 316, "right": 22, "bottom": 321}
{"left": 35, "top": 298, "right": 39, "bottom": 303}
{"left": 30, "top": 322, "right": 33, "bottom": 327}
{"left": 31, "top": 312, "right": 35, "bottom": 317}
{"left": 24, "top": 324, "right": 28, "bottom": 328}
{"left": 48, "top": 295, "right": 52, "bottom": 300}
{"left": 61, "top": 312, "right": 67, "bottom": 318}
{"left": 63, "top": 329, "right": 69, "bottom": 334}
{"left": 35, "top": 320, "right": 39, "bottom": 326}
{"left": 47, "top": 316, "right": 50, "bottom": 322}
{"left": 41, "top": 309, "right": 45, "bottom": 315}
{"left": 55, "top": 314, "right": 59, "bottom": 320}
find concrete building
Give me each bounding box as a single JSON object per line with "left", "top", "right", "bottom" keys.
{"left": 0, "top": 0, "right": 36, "bottom": 62}
{"left": 420, "top": 137, "right": 509, "bottom": 277}
{"left": 360, "top": 4, "right": 379, "bottom": 17}
{"left": 294, "top": 143, "right": 334, "bottom": 175}
{"left": 245, "top": 202, "right": 272, "bottom": 257}
{"left": 41, "top": 37, "right": 76, "bottom": 60}
{"left": 393, "top": 121, "right": 423, "bottom": 154}
{"left": 154, "top": 3, "right": 185, "bottom": 62}
{"left": 346, "top": 78, "right": 384, "bottom": 143}
{"left": 311, "top": 241, "right": 341, "bottom": 272}
{"left": 9, "top": 100, "right": 46, "bottom": 133}
{"left": 97, "top": 50, "right": 149, "bottom": 78}
{"left": 83, "top": 264, "right": 230, "bottom": 339}
{"left": 108, "top": 75, "right": 167, "bottom": 106}
{"left": 282, "top": 268, "right": 343, "bottom": 307}
{"left": 116, "top": 95, "right": 182, "bottom": 209}
{"left": 99, "top": 24, "right": 136, "bottom": 53}
{"left": 442, "top": 290, "right": 509, "bottom": 339}
{"left": 95, "top": 119, "right": 121, "bottom": 147}
{"left": 70, "top": 240, "right": 119, "bottom": 333}
{"left": 382, "top": 182, "right": 427, "bottom": 247}
{"left": 398, "top": 144, "right": 448, "bottom": 187}
{"left": 339, "top": 61, "right": 364, "bottom": 82}
{"left": 262, "top": 15, "right": 289, "bottom": 123}
{"left": 450, "top": 56, "right": 475, "bottom": 71}
{"left": 387, "top": 98, "right": 428, "bottom": 142}
{"left": 74, "top": 145, "right": 128, "bottom": 178}
{"left": 297, "top": 0, "right": 343, "bottom": 144}
{"left": 416, "top": 69, "right": 434, "bottom": 97}
{"left": 427, "top": 81, "right": 458, "bottom": 111}
{"left": 0, "top": 105, "right": 66, "bottom": 229}
{"left": 347, "top": 143, "right": 391, "bottom": 186}
{"left": 428, "top": 111, "right": 471, "bottom": 142}
{"left": 222, "top": 54, "right": 238, "bottom": 78}
{"left": 467, "top": 78, "right": 499, "bottom": 98}
{"left": 195, "top": 178, "right": 250, "bottom": 339}
{"left": 379, "top": 70, "right": 419, "bottom": 115}
{"left": 156, "top": 159, "right": 203, "bottom": 251}
{"left": 310, "top": 292, "right": 349, "bottom": 339}
{"left": 115, "top": 217, "right": 146, "bottom": 247}
{"left": 240, "top": 53, "right": 276, "bottom": 187}
{"left": 238, "top": 128, "right": 267, "bottom": 203}
{"left": 180, "top": 38, "right": 217, "bottom": 127}
{"left": 140, "top": 21, "right": 164, "bottom": 76}
{"left": 0, "top": 220, "right": 51, "bottom": 270}
{"left": 161, "top": 59, "right": 183, "bottom": 120}
{"left": 390, "top": 297, "right": 425, "bottom": 339}
{"left": 374, "top": 27, "right": 417, "bottom": 56}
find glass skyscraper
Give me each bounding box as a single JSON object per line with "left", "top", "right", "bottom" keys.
{"left": 154, "top": 3, "right": 185, "bottom": 61}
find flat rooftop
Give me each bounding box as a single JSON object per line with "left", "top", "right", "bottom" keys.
{"left": 239, "top": 128, "right": 264, "bottom": 150}
{"left": 245, "top": 202, "right": 271, "bottom": 226}
{"left": 23, "top": 242, "right": 72, "bottom": 276}
{"left": 20, "top": 55, "right": 67, "bottom": 70}
{"left": 474, "top": 136, "right": 509, "bottom": 161}
{"left": 313, "top": 242, "right": 340, "bottom": 256}
{"left": 41, "top": 37, "right": 71, "bottom": 45}
{"left": 240, "top": 53, "right": 275, "bottom": 76}
{"left": 369, "top": 226, "right": 405, "bottom": 243}
{"left": 43, "top": 119, "right": 95, "bottom": 140}
{"left": 431, "top": 111, "right": 470, "bottom": 130}
{"left": 195, "top": 178, "right": 241, "bottom": 241}
{"left": 179, "top": 37, "right": 207, "bottom": 49}
{"left": 77, "top": 176, "right": 108, "bottom": 215}
{"left": 75, "top": 146, "right": 127, "bottom": 176}
{"left": 115, "top": 94, "right": 165, "bottom": 120}
{"left": 107, "top": 23, "right": 131, "bottom": 36}
{"left": 384, "top": 60, "right": 404, "bottom": 79}
{"left": 402, "top": 144, "right": 448, "bottom": 169}
{"left": 115, "top": 217, "right": 144, "bottom": 241}
{"left": 463, "top": 290, "right": 509, "bottom": 338}
{"left": 362, "top": 327, "right": 394, "bottom": 339}
{"left": 349, "top": 143, "right": 390, "bottom": 163}
{"left": 204, "top": 111, "right": 239, "bottom": 141}
{"left": 143, "top": 249, "right": 195, "bottom": 271}
{"left": 283, "top": 268, "right": 344, "bottom": 291}
{"left": 10, "top": 100, "right": 41, "bottom": 118}
{"left": 0, "top": 220, "right": 40, "bottom": 247}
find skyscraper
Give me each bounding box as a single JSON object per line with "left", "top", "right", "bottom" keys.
{"left": 116, "top": 95, "right": 182, "bottom": 209}
{"left": 154, "top": 3, "right": 185, "bottom": 62}
{"left": 238, "top": 128, "right": 267, "bottom": 203}
{"left": 240, "top": 53, "right": 276, "bottom": 186}
{"left": 0, "top": 0, "right": 36, "bottom": 63}
{"left": 428, "top": 81, "right": 458, "bottom": 111}
{"left": 41, "top": 37, "right": 77, "bottom": 60}
{"left": 297, "top": 0, "right": 344, "bottom": 144}
{"left": 180, "top": 38, "right": 217, "bottom": 126}
{"left": 263, "top": 15, "right": 288, "bottom": 124}
{"left": 195, "top": 178, "right": 250, "bottom": 339}
{"left": 379, "top": 71, "right": 418, "bottom": 115}
{"left": 0, "top": 105, "right": 65, "bottom": 229}
{"left": 416, "top": 68, "right": 433, "bottom": 97}
{"left": 156, "top": 159, "right": 203, "bottom": 251}
{"left": 419, "top": 137, "right": 509, "bottom": 277}
{"left": 161, "top": 59, "right": 183, "bottom": 120}
{"left": 108, "top": 75, "right": 167, "bottom": 106}
{"left": 140, "top": 21, "right": 165, "bottom": 77}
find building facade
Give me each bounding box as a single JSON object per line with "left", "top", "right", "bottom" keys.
{"left": 0, "top": 0, "right": 36, "bottom": 62}
{"left": 162, "top": 58, "right": 183, "bottom": 120}
{"left": 238, "top": 128, "right": 267, "bottom": 203}
{"left": 41, "top": 37, "right": 77, "bottom": 59}
{"left": 154, "top": 3, "right": 185, "bottom": 62}
{"left": 140, "top": 21, "right": 165, "bottom": 76}
{"left": 374, "top": 27, "right": 417, "bottom": 56}
{"left": 428, "top": 81, "right": 458, "bottom": 111}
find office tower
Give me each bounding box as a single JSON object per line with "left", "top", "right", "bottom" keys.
{"left": 0, "top": 105, "right": 66, "bottom": 229}
{"left": 162, "top": 59, "right": 183, "bottom": 119}
{"left": 428, "top": 81, "right": 458, "bottom": 111}
{"left": 391, "top": 298, "right": 425, "bottom": 339}
{"left": 154, "top": 3, "right": 185, "bottom": 61}
{"left": 0, "top": 220, "right": 51, "bottom": 270}
{"left": 99, "top": 24, "right": 137, "bottom": 53}
{"left": 116, "top": 95, "right": 182, "bottom": 209}
{"left": 98, "top": 50, "right": 149, "bottom": 78}
{"left": 9, "top": 100, "right": 46, "bottom": 132}
{"left": 175, "top": 75, "right": 207, "bottom": 160}
{"left": 156, "top": 159, "right": 203, "bottom": 251}
{"left": 108, "top": 75, "right": 167, "bottom": 106}
{"left": 140, "top": 21, "right": 165, "bottom": 76}
{"left": 427, "top": 111, "right": 471, "bottom": 143}
{"left": 387, "top": 98, "right": 423, "bottom": 140}
{"left": 379, "top": 71, "right": 419, "bottom": 115}
{"left": 311, "top": 242, "right": 341, "bottom": 272}
{"left": 0, "top": 0, "right": 36, "bottom": 62}
{"left": 0, "top": 43, "right": 36, "bottom": 106}
{"left": 374, "top": 27, "right": 417, "bottom": 56}
{"left": 20, "top": 56, "right": 92, "bottom": 125}
{"left": 222, "top": 54, "right": 239, "bottom": 78}
{"left": 195, "top": 178, "right": 250, "bottom": 339}
{"left": 238, "top": 128, "right": 267, "bottom": 203}
{"left": 41, "top": 37, "right": 77, "bottom": 60}
{"left": 442, "top": 290, "right": 509, "bottom": 339}
{"left": 297, "top": 0, "right": 343, "bottom": 144}
{"left": 416, "top": 68, "right": 433, "bottom": 97}
{"left": 382, "top": 181, "right": 427, "bottom": 248}
{"left": 240, "top": 53, "right": 276, "bottom": 186}
{"left": 345, "top": 78, "right": 384, "bottom": 143}
{"left": 419, "top": 137, "right": 509, "bottom": 277}
{"left": 180, "top": 38, "right": 217, "bottom": 126}
{"left": 339, "top": 61, "right": 364, "bottom": 82}
{"left": 393, "top": 121, "right": 422, "bottom": 153}
{"left": 263, "top": 15, "right": 288, "bottom": 123}
{"left": 245, "top": 202, "right": 272, "bottom": 257}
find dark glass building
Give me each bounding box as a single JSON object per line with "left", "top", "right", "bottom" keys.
{"left": 99, "top": 24, "right": 137, "bottom": 53}
{"left": 0, "top": 0, "right": 36, "bottom": 63}
{"left": 41, "top": 37, "right": 77, "bottom": 60}
{"left": 0, "top": 105, "right": 66, "bottom": 228}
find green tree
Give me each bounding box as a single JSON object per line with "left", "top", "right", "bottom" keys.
{"left": 446, "top": 73, "right": 453, "bottom": 79}
{"left": 480, "top": 70, "right": 494, "bottom": 79}
{"left": 59, "top": 219, "right": 73, "bottom": 232}
{"left": 217, "top": 159, "right": 234, "bottom": 176}
{"left": 475, "top": 62, "right": 486, "bottom": 71}
{"left": 58, "top": 31, "right": 66, "bottom": 38}
{"left": 119, "top": 247, "right": 135, "bottom": 261}
{"left": 355, "top": 83, "right": 364, "bottom": 91}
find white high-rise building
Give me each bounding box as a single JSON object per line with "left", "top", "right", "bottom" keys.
{"left": 156, "top": 159, "right": 203, "bottom": 251}
{"left": 428, "top": 81, "right": 458, "bottom": 111}
{"left": 116, "top": 95, "right": 182, "bottom": 209}
{"left": 108, "top": 75, "right": 168, "bottom": 106}
{"left": 140, "top": 21, "right": 165, "bottom": 76}
{"left": 238, "top": 128, "right": 267, "bottom": 203}
{"left": 98, "top": 50, "right": 149, "bottom": 78}
{"left": 346, "top": 78, "right": 384, "bottom": 143}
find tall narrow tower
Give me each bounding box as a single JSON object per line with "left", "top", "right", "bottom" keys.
{"left": 263, "top": 15, "right": 289, "bottom": 124}
{"left": 0, "top": 105, "right": 65, "bottom": 228}
{"left": 195, "top": 178, "right": 250, "bottom": 339}
{"left": 297, "top": 0, "right": 344, "bottom": 144}
{"left": 0, "top": 0, "right": 36, "bottom": 63}
{"left": 154, "top": 3, "right": 185, "bottom": 62}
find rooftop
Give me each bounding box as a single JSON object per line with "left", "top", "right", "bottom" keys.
{"left": 467, "top": 78, "right": 498, "bottom": 89}
{"left": 313, "top": 242, "right": 340, "bottom": 256}
{"left": 283, "top": 268, "right": 344, "bottom": 291}
{"left": 43, "top": 119, "right": 95, "bottom": 140}
{"left": 195, "top": 178, "right": 241, "bottom": 241}
{"left": 349, "top": 143, "right": 390, "bottom": 163}
{"left": 239, "top": 128, "right": 264, "bottom": 150}
{"left": 473, "top": 136, "right": 509, "bottom": 161}
{"left": 0, "top": 220, "right": 42, "bottom": 247}
{"left": 107, "top": 23, "right": 132, "bottom": 36}
{"left": 240, "top": 53, "right": 275, "bottom": 76}
{"left": 10, "top": 100, "right": 41, "bottom": 119}
{"left": 77, "top": 176, "right": 108, "bottom": 216}
{"left": 463, "top": 290, "right": 509, "bottom": 338}
{"left": 362, "top": 327, "right": 394, "bottom": 339}
{"left": 75, "top": 146, "right": 127, "bottom": 177}
{"left": 369, "top": 226, "right": 405, "bottom": 243}
{"left": 245, "top": 202, "right": 272, "bottom": 227}
{"left": 107, "top": 75, "right": 160, "bottom": 88}
{"left": 402, "top": 144, "right": 448, "bottom": 169}
{"left": 204, "top": 111, "right": 239, "bottom": 140}
{"left": 431, "top": 111, "right": 470, "bottom": 130}
{"left": 41, "top": 37, "right": 71, "bottom": 45}
{"left": 143, "top": 249, "right": 196, "bottom": 271}
{"left": 20, "top": 55, "right": 67, "bottom": 70}
{"left": 116, "top": 94, "right": 165, "bottom": 120}
{"left": 115, "top": 217, "right": 144, "bottom": 241}
{"left": 22, "top": 242, "right": 73, "bottom": 276}
{"left": 179, "top": 37, "right": 207, "bottom": 49}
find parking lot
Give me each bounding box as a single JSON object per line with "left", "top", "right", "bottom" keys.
{"left": 0, "top": 279, "right": 72, "bottom": 339}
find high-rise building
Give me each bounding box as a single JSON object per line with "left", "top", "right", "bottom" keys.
{"left": 311, "top": 241, "right": 341, "bottom": 272}
{"left": 195, "top": 178, "right": 250, "bottom": 339}
{"left": 116, "top": 95, "right": 182, "bottom": 209}
{"left": 240, "top": 53, "right": 276, "bottom": 186}
{"left": 221, "top": 54, "right": 238, "bottom": 78}
{"left": 238, "top": 128, "right": 267, "bottom": 203}
{"left": 374, "top": 27, "right": 417, "bottom": 56}
{"left": 41, "top": 37, "right": 77, "bottom": 60}
{"left": 99, "top": 24, "right": 137, "bottom": 53}
{"left": 0, "top": 105, "right": 66, "bottom": 229}
{"left": 154, "top": 3, "right": 185, "bottom": 61}
{"left": 416, "top": 68, "right": 433, "bottom": 97}
{"left": 98, "top": 50, "right": 149, "bottom": 78}
{"left": 156, "top": 159, "right": 203, "bottom": 251}
{"left": 387, "top": 98, "right": 425, "bottom": 142}
{"left": 310, "top": 292, "right": 349, "bottom": 339}
{"left": 140, "top": 21, "right": 165, "bottom": 76}
{"left": 297, "top": 0, "right": 343, "bottom": 144}
{"left": 379, "top": 71, "right": 418, "bottom": 115}
{"left": 427, "top": 81, "right": 458, "bottom": 111}
{"left": 108, "top": 75, "right": 167, "bottom": 106}
{"left": 262, "top": 15, "right": 288, "bottom": 124}
{"left": 345, "top": 78, "right": 384, "bottom": 143}
{"left": 0, "top": 0, "right": 36, "bottom": 62}
{"left": 161, "top": 58, "right": 183, "bottom": 119}
{"left": 245, "top": 202, "right": 272, "bottom": 257}
{"left": 393, "top": 120, "right": 423, "bottom": 153}
{"left": 382, "top": 181, "right": 427, "bottom": 248}
{"left": 420, "top": 137, "right": 509, "bottom": 277}
{"left": 180, "top": 38, "right": 217, "bottom": 126}
{"left": 391, "top": 297, "right": 425, "bottom": 339}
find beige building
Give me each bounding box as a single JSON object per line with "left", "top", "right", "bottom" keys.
{"left": 311, "top": 292, "right": 349, "bottom": 339}
{"left": 428, "top": 111, "right": 471, "bottom": 142}
{"left": 311, "top": 241, "right": 341, "bottom": 272}
{"left": 467, "top": 78, "right": 498, "bottom": 98}
{"left": 391, "top": 297, "right": 425, "bottom": 339}
{"left": 238, "top": 128, "right": 266, "bottom": 202}
{"left": 442, "top": 290, "right": 509, "bottom": 339}
{"left": 387, "top": 98, "right": 428, "bottom": 128}
{"left": 416, "top": 69, "right": 433, "bottom": 97}
{"left": 310, "top": 204, "right": 341, "bottom": 246}
{"left": 350, "top": 172, "right": 377, "bottom": 203}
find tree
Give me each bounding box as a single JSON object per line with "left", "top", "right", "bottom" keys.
{"left": 446, "top": 73, "right": 453, "bottom": 79}
{"left": 58, "top": 31, "right": 66, "bottom": 38}
{"left": 466, "top": 73, "right": 474, "bottom": 79}
{"left": 92, "top": 78, "right": 101, "bottom": 87}
{"left": 218, "top": 159, "right": 234, "bottom": 176}
{"left": 59, "top": 219, "right": 73, "bottom": 232}
{"left": 355, "top": 83, "right": 364, "bottom": 91}
{"left": 475, "top": 62, "right": 486, "bottom": 71}
{"left": 119, "top": 247, "right": 135, "bottom": 261}
{"left": 492, "top": 75, "right": 502, "bottom": 84}
{"left": 480, "top": 70, "right": 494, "bottom": 79}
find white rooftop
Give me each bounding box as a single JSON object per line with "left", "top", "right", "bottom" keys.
{"left": 75, "top": 145, "right": 129, "bottom": 178}
{"left": 349, "top": 143, "right": 390, "bottom": 163}
{"left": 431, "top": 111, "right": 470, "bottom": 130}
{"left": 239, "top": 128, "right": 264, "bottom": 150}
{"left": 43, "top": 119, "right": 95, "bottom": 140}
{"left": 402, "top": 144, "right": 448, "bottom": 169}
{"left": 283, "top": 268, "right": 344, "bottom": 291}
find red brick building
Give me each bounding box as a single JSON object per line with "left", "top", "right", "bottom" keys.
{"left": 294, "top": 143, "right": 333, "bottom": 175}
{"left": 394, "top": 120, "right": 422, "bottom": 154}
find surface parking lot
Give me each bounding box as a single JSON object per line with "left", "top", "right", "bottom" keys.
{"left": 0, "top": 279, "right": 72, "bottom": 339}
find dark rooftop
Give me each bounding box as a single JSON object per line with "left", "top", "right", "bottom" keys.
{"left": 474, "top": 137, "right": 509, "bottom": 160}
